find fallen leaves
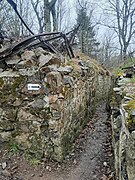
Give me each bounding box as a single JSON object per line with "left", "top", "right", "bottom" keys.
{"left": 102, "top": 174, "right": 115, "bottom": 180}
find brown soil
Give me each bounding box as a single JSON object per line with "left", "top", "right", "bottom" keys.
{"left": 0, "top": 102, "right": 115, "bottom": 180}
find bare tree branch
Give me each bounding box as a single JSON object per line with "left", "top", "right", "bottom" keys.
{"left": 105, "top": 0, "right": 135, "bottom": 61}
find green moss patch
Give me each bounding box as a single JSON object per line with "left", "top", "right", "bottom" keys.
{"left": 0, "top": 76, "right": 25, "bottom": 104}
{"left": 124, "top": 100, "right": 135, "bottom": 131}
{"left": 0, "top": 78, "right": 4, "bottom": 88}
{"left": 125, "top": 100, "right": 135, "bottom": 111}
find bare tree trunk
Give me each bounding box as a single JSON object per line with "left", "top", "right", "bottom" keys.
{"left": 44, "top": 0, "right": 51, "bottom": 32}
{"left": 56, "top": 0, "right": 66, "bottom": 31}
{"left": 81, "top": 30, "right": 85, "bottom": 53}
{"left": 49, "top": 0, "right": 57, "bottom": 31}
{"left": 51, "top": 5, "right": 58, "bottom": 31}
{"left": 123, "top": 45, "right": 128, "bottom": 61}
{"left": 31, "top": 0, "right": 44, "bottom": 33}
{"left": 31, "top": 0, "right": 57, "bottom": 32}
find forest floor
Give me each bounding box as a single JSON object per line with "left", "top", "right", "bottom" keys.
{"left": 0, "top": 102, "right": 115, "bottom": 180}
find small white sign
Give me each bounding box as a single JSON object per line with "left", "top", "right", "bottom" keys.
{"left": 27, "top": 84, "right": 41, "bottom": 91}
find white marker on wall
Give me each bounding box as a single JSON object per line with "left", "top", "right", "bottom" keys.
{"left": 27, "top": 84, "right": 41, "bottom": 91}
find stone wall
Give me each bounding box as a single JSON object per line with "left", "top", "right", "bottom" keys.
{"left": 0, "top": 48, "right": 111, "bottom": 161}
{"left": 110, "top": 78, "right": 135, "bottom": 180}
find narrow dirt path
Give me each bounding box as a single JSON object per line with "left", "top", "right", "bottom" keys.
{"left": 65, "top": 102, "right": 114, "bottom": 180}
{"left": 0, "top": 102, "right": 115, "bottom": 180}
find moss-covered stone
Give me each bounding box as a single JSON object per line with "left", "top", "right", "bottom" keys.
{"left": 0, "top": 78, "right": 4, "bottom": 88}
{"left": 0, "top": 76, "right": 25, "bottom": 105}
{"left": 125, "top": 100, "right": 135, "bottom": 111}
{"left": 110, "top": 75, "right": 135, "bottom": 179}
{"left": 0, "top": 52, "right": 112, "bottom": 161}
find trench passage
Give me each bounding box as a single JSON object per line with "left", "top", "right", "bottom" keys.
{"left": 65, "top": 102, "right": 114, "bottom": 180}
{"left": 0, "top": 102, "right": 114, "bottom": 180}
{"left": 63, "top": 103, "right": 114, "bottom": 180}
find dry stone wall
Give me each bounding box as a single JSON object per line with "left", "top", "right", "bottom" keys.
{"left": 0, "top": 48, "right": 111, "bottom": 161}
{"left": 110, "top": 78, "right": 135, "bottom": 180}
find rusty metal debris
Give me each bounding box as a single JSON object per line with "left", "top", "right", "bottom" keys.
{"left": 0, "top": 0, "right": 79, "bottom": 65}
{"left": 0, "top": 27, "right": 79, "bottom": 63}
{"left": 121, "top": 64, "right": 135, "bottom": 78}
